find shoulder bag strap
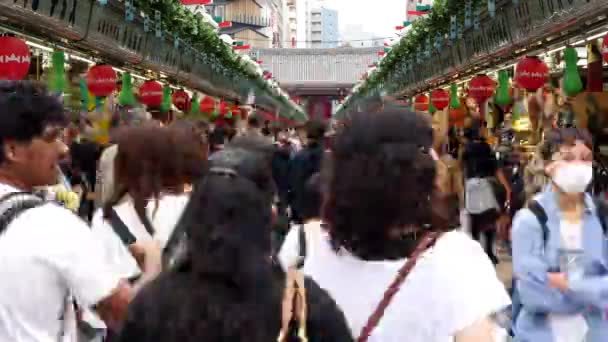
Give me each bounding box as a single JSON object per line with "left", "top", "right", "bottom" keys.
{"left": 357, "top": 231, "right": 443, "bottom": 342}
{"left": 0, "top": 192, "right": 45, "bottom": 236}
{"left": 107, "top": 208, "right": 137, "bottom": 245}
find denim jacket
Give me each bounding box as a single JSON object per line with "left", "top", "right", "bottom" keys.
{"left": 511, "top": 189, "right": 608, "bottom": 341}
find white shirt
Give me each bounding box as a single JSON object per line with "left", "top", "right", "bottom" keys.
{"left": 550, "top": 221, "right": 588, "bottom": 342}
{"left": 278, "top": 220, "right": 324, "bottom": 271}
{"left": 304, "top": 230, "right": 511, "bottom": 342}
{"left": 90, "top": 193, "right": 190, "bottom": 279}
{"left": 0, "top": 184, "right": 122, "bottom": 342}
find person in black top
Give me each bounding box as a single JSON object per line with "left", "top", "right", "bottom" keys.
{"left": 289, "top": 120, "right": 326, "bottom": 224}
{"left": 461, "top": 122, "right": 512, "bottom": 264}
{"left": 120, "top": 139, "right": 352, "bottom": 342}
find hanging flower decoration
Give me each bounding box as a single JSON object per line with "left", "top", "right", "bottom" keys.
{"left": 430, "top": 89, "right": 449, "bottom": 110}
{"left": 563, "top": 47, "right": 583, "bottom": 97}
{"left": 139, "top": 80, "right": 163, "bottom": 106}
{"left": 0, "top": 36, "right": 31, "bottom": 80}
{"left": 86, "top": 64, "right": 117, "bottom": 97}
{"left": 514, "top": 56, "right": 548, "bottom": 92}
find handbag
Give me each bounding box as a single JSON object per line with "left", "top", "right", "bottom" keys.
{"left": 356, "top": 231, "right": 443, "bottom": 342}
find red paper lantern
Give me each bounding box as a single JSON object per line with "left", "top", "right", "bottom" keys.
{"left": 86, "top": 65, "right": 117, "bottom": 97}
{"left": 602, "top": 35, "right": 608, "bottom": 64}
{"left": 171, "top": 90, "right": 190, "bottom": 111}
{"left": 413, "top": 94, "right": 429, "bottom": 111}
{"left": 200, "top": 96, "right": 216, "bottom": 114}
{"left": 218, "top": 101, "right": 230, "bottom": 117}
{"left": 468, "top": 74, "right": 495, "bottom": 105}
{"left": 430, "top": 89, "right": 449, "bottom": 110}
{"left": 0, "top": 37, "right": 31, "bottom": 81}
{"left": 515, "top": 56, "right": 549, "bottom": 92}
{"left": 139, "top": 80, "right": 163, "bottom": 106}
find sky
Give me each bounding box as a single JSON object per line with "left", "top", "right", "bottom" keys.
{"left": 324, "top": 0, "right": 406, "bottom": 43}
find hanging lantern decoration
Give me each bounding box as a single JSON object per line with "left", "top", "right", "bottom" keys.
{"left": 139, "top": 80, "right": 163, "bottom": 106}
{"left": 200, "top": 96, "right": 216, "bottom": 115}
{"left": 118, "top": 73, "right": 137, "bottom": 106}
{"left": 431, "top": 89, "right": 449, "bottom": 110}
{"left": 160, "top": 86, "right": 172, "bottom": 113}
{"left": 602, "top": 35, "right": 608, "bottom": 64}
{"left": 172, "top": 89, "right": 190, "bottom": 112}
{"left": 449, "top": 84, "right": 460, "bottom": 109}
{"left": 413, "top": 94, "right": 429, "bottom": 112}
{"left": 468, "top": 74, "right": 495, "bottom": 105}
{"left": 218, "top": 101, "right": 231, "bottom": 118}
{"left": 495, "top": 70, "right": 512, "bottom": 106}
{"left": 515, "top": 56, "right": 549, "bottom": 92}
{"left": 0, "top": 36, "right": 31, "bottom": 80}
{"left": 86, "top": 65, "right": 117, "bottom": 97}
{"left": 563, "top": 47, "right": 583, "bottom": 97}
{"left": 189, "top": 93, "right": 200, "bottom": 116}
{"left": 48, "top": 51, "right": 67, "bottom": 94}
{"left": 428, "top": 100, "right": 437, "bottom": 114}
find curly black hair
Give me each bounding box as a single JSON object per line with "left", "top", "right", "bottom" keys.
{"left": 0, "top": 81, "right": 67, "bottom": 165}
{"left": 322, "top": 110, "right": 436, "bottom": 261}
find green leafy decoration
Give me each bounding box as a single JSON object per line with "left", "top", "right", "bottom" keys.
{"left": 160, "top": 85, "right": 172, "bottom": 113}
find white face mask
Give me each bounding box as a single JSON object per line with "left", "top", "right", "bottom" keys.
{"left": 552, "top": 163, "right": 593, "bottom": 194}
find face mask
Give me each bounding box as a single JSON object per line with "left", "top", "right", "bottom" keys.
{"left": 552, "top": 163, "right": 592, "bottom": 194}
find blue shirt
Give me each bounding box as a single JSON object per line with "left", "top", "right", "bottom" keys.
{"left": 511, "top": 189, "right": 608, "bottom": 341}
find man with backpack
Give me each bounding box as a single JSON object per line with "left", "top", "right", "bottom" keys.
{"left": 511, "top": 128, "right": 608, "bottom": 341}
{"left": 0, "top": 81, "right": 162, "bottom": 341}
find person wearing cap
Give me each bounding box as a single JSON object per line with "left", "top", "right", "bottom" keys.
{"left": 511, "top": 127, "right": 608, "bottom": 341}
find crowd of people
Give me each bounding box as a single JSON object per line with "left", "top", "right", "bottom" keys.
{"left": 0, "top": 80, "right": 607, "bottom": 342}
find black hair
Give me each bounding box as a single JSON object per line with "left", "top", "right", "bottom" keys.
{"left": 248, "top": 114, "right": 260, "bottom": 128}
{"left": 305, "top": 120, "right": 326, "bottom": 141}
{"left": 540, "top": 127, "right": 592, "bottom": 161}
{"left": 323, "top": 110, "right": 436, "bottom": 260}
{"left": 300, "top": 173, "right": 322, "bottom": 221}
{"left": 0, "top": 81, "right": 67, "bottom": 164}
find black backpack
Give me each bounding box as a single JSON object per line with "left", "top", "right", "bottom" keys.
{"left": 0, "top": 192, "right": 46, "bottom": 235}
{"left": 527, "top": 198, "right": 608, "bottom": 248}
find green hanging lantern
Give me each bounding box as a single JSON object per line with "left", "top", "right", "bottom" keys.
{"left": 563, "top": 47, "right": 583, "bottom": 97}
{"left": 160, "top": 85, "right": 172, "bottom": 113}
{"left": 495, "top": 70, "right": 512, "bottom": 106}
{"left": 118, "top": 73, "right": 137, "bottom": 106}
{"left": 48, "top": 51, "right": 67, "bottom": 94}
{"left": 224, "top": 108, "right": 233, "bottom": 119}
{"left": 449, "top": 84, "right": 460, "bottom": 109}
{"left": 79, "top": 79, "right": 90, "bottom": 110}
{"left": 189, "top": 94, "right": 200, "bottom": 116}
{"left": 428, "top": 95, "right": 437, "bottom": 114}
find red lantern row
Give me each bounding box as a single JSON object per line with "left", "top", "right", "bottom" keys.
{"left": 139, "top": 80, "right": 163, "bottom": 106}
{"left": 413, "top": 94, "right": 428, "bottom": 111}
{"left": 172, "top": 89, "right": 190, "bottom": 112}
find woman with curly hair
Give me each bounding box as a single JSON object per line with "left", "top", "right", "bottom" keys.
{"left": 118, "top": 138, "right": 352, "bottom": 342}
{"left": 301, "top": 110, "right": 511, "bottom": 341}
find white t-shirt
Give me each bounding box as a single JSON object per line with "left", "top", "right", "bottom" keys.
{"left": 90, "top": 193, "right": 190, "bottom": 279}
{"left": 278, "top": 220, "right": 324, "bottom": 271}
{"left": 0, "top": 184, "right": 122, "bottom": 342}
{"left": 550, "top": 221, "right": 587, "bottom": 342}
{"left": 303, "top": 230, "right": 511, "bottom": 342}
